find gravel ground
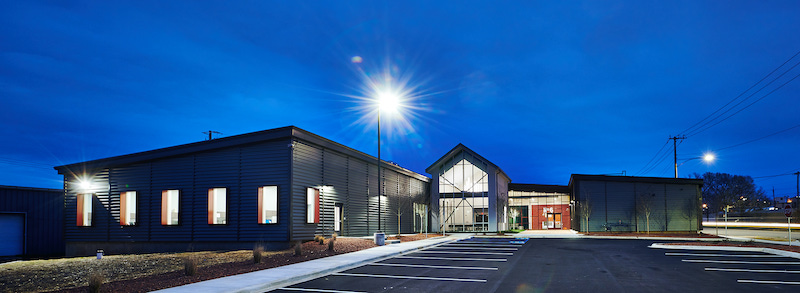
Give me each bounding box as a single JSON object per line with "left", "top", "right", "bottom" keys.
{"left": 0, "top": 235, "right": 443, "bottom": 293}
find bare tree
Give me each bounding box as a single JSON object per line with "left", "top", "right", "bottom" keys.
{"left": 578, "top": 197, "right": 592, "bottom": 232}
{"left": 637, "top": 193, "right": 655, "bottom": 234}
{"left": 392, "top": 193, "right": 413, "bottom": 234}
{"left": 679, "top": 197, "right": 699, "bottom": 231}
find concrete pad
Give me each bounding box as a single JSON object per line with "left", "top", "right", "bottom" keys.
{"left": 152, "top": 235, "right": 464, "bottom": 293}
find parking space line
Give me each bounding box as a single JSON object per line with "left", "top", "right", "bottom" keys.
{"left": 666, "top": 253, "right": 785, "bottom": 258}
{"left": 706, "top": 267, "right": 800, "bottom": 274}
{"left": 278, "top": 287, "right": 368, "bottom": 293}
{"left": 397, "top": 256, "right": 507, "bottom": 262}
{"left": 426, "top": 247, "right": 518, "bottom": 251}
{"left": 413, "top": 251, "right": 514, "bottom": 256}
{"left": 369, "top": 263, "right": 498, "bottom": 270}
{"left": 737, "top": 280, "right": 800, "bottom": 285}
{"left": 332, "top": 273, "right": 487, "bottom": 283}
{"left": 442, "top": 244, "right": 520, "bottom": 248}
{"left": 682, "top": 259, "right": 800, "bottom": 265}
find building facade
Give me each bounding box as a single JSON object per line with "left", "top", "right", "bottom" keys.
{"left": 509, "top": 184, "right": 571, "bottom": 230}
{"left": 426, "top": 144, "right": 510, "bottom": 233}
{"left": 570, "top": 175, "right": 703, "bottom": 233}
{"left": 0, "top": 185, "right": 64, "bottom": 257}
{"left": 55, "top": 126, "right": 429, "bottom": 256}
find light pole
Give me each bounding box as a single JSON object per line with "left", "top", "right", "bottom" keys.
{"left": 376, "top": 90, "right": 400, "bottom": 234}
{"left": 675, "top": 153, "right": 715, "bottom": 178}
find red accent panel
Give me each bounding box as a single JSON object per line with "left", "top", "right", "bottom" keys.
{"left": 314, "top": 188, "right": 320, "bottom": 223}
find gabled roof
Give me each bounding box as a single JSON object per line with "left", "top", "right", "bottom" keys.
{"left": 54, "top": 126, "right": 429, "bottom": 181}
{"left": 425, "top": 143, "right": 510, "bottom": 182}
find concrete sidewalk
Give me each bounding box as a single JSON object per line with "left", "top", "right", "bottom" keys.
{"left": 153, "top": 235, "right": 464, "bottom": 293}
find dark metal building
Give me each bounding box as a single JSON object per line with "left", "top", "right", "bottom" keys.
{"left": 569, "top": 174, "right": 703, "bottom": 233}
{"left": 54, "top": 126, "right": 429, "bottom": 256}
{"left": 0, "top": 185, "right": 64, "bottom": 257}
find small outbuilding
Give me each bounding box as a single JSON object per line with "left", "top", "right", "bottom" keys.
{"left": 0, "top": 185, "right": 64, "bottom": 257}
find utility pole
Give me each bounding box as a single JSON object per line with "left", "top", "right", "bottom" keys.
{"left": 671, "top": 135, "right": 686, "bottom": 178}
{"left": 203, "top": 130, "right": 222, "bottom": 140}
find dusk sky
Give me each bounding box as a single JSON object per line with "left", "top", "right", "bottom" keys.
{"left": 2, "top": 1, "right": 799, "bottom": 199}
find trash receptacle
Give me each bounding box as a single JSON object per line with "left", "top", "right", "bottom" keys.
{"left": 374, "top": 232, "right": 385, "bottom": 246}
{"left": 96, "top": 249, "right": 104, "bottom": 260}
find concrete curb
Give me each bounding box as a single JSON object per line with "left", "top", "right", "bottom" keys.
{"left": 648, "top": 243, "right": 800, "bottom": 259}
{"left": 152, "top": 236, "right": 458, "bottom": 293}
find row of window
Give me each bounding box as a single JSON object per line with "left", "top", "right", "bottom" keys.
{"left": 77, "top": 186, "right": 291, "bottom": 227}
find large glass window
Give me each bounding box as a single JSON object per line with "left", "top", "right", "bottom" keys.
{"left": 307, "top": 187, "right": 319, "bottom": 224}
{"left": 259, "top": 186, "right": 278, "bottom": 224}
{"left": 162, "top": 190, "right": 180, "bottom": 225}
{"left": 439, "top": 156, "right": 488, "bottom": 193}
{"left": 438, "top": 152, "right": 490, "bottom": 232}
{"left": 208, "top": 188, "right": 227, "bottom": 224}
{"left": 77, "top": 193, "right": 92, "bottom": 226}
{"left": 120, "top": 191, "right": 137, "bottom": 226}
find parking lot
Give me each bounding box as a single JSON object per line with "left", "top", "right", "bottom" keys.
{"left": 268, "top": 238, "right": 800, "bottom": 292}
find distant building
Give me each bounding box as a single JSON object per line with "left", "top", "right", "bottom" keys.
{"left": 0, "top": 185, "right": 64, "bottom": 257}
{"left": 508, "top": 184, "right": 571, "bottom": 230}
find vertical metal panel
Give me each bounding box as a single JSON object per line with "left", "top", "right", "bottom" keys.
{"left": 576, "top": 181, "right": 606, "bottom": 232}
{"left": 665, "top": 184, "right": 700, "bottom": 231}
{"left": 291, "top": 141, "right": 323, "bottom": 240}
{"left": 605, "top": 182, "right": 635, "bottom": 232}
{"left": 347, "top": 158, "right": 370, "bottom": 236}
{"left": 109, "top": 162, "right": 151, "bottom": 241}
{"left": 0, "top": 186, "right": 64, "bottom": 256}
{"left": 238, "top": 141, "right": 291, "bottom": 242}
{"left": 193, "top": 147, "right": 240, "bottom": 241}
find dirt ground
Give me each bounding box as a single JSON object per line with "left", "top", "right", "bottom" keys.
{"left": 0, "top": 235, "right": 441, "bottom": 293}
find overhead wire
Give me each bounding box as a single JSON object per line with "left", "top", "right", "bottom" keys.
{"left": 635, "top": 139, "right": 670, "bottom": 175}
{"left": 679, "top": 49, "right": 800, "bottom": 137}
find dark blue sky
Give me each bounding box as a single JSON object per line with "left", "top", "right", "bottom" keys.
{"left": 2, "top": 1, "right": 799, "bottom": 199}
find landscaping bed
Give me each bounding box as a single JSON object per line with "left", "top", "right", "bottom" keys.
{"left": 0, "top": 234, "right": 439, "bottom": 293}
{"left": 659, "top": 240, "right": 800, "bottom": 253}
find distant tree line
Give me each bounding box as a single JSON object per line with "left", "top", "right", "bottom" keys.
{"left": 692, "top": 172, "right": 770, "bottom": 215}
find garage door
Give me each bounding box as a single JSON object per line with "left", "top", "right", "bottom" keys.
{"left": 0, "top": 213, "right": 24, "bottom": 256}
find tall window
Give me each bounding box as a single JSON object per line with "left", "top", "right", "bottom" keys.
{"left": 161, "top": 190, "right": 180, "bottom": 225}
{"left": 120, "top": 191, "right": 137, "bottom": 226}
{"left": 306, "top": 187, "right": 319, "bottom": 224}
{"left": 208, "top": 188, "right": 227, "bottom": 224}
{"left": 77, "top": 193, "right": 92, "bottom": 226}
{"left": 258, "top": 186, "right": 278, "bottom": 224}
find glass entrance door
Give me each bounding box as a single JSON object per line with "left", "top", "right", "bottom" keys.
{"left": 546, "top": 213, "right": 562, "bottom": 229}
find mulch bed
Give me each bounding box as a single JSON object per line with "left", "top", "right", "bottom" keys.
{"left": 47, "top": 238, "right": 377, "bottom": 293}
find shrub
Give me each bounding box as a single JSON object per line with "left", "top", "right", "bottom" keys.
{"left": 327, "top": 238, "right": 335, "bottom": 251}
{"left": 184, "top": 256, "right": 198, "bottom": 276}
{"left": 332, "top": 233, "right": 337, "bottom": 240}
{"left": 88, "top": 272, "right": 104, "bottom": 293}
{"left": 318, "top": 237, "right": 325, "bottom": 245}
{"left": 253, "top": 245, "right": 264, "bottom": 264}
{"left": 293, "top": 241, "right": 303, "bottom": 256}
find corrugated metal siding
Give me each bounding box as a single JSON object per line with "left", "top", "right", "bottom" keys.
{"left": 605, "top": 182, "right": 635, "bottom": 232}
{"left": 665, "top": 184, "right": 699, "bottom": 231}
{"left": 291, "top": 139, "right": 430, "bottom": 239}
{"left": 347, "top": 158, "right": 370, "bottom": 236}
{"left": 576, "top": 181, "right": 607, "bottom": 232}
{"left": 238, "top": 142, "right": 291, "bottom": 242}
{"left": 0, "top": 186, "right": 64, "bottom": 256}
{"left": 109, "top": 162, "right": 151, "bottom": 242}
{"left": 65, "top": 170, "right": 111, "bottom": 242}
{"left": 65, "top": 139, "right": 292, "bottom": 245}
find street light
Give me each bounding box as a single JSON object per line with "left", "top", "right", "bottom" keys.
{"left": 375, "top": 88, "right": 402, "bottom": 234}
{"left": 675, "top": 152, "right": 715, "bottom": 178}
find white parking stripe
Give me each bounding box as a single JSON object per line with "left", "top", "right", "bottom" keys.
{"left": 706, "top": 267, "right": 800, "bottom": 274}
{"left": 369, "top": 263, "right": 498, "bottom": 270}
{"left": 458, "top": 242, "right": 522, "bottom": 245}
{"left": 427, "top": 247, "right": 518, "bottom": 251}
{"left": 332, "top": 273, "right": 487, "bottom": 283}
{"left": 413, "top": 251, "right": 514, "bottom": 256}
{"left": 682, "top": 259, "right": 800, "bottom": 265}
{"left": 279, "top": 288, "right": 368, "bottom": 293}
{"left": 442, "top": 243, "right": 521, "bottom": 247}
{"left": 666, "top": 253, "right": 784, "bottom": 258}
{"left": 397, "top": 256, "right": 507, "bottom": 262}
{"left": 738, "top": 280, "right": 800, "bottom": 285}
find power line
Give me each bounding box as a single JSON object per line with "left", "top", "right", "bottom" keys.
{"left": 714, "top": 123, "right": 800, "bottom": 152}
{"left": 686, "top": 69, "right": 800, "bottom": 137}
{"left": 635, "top": 139, "right": 670, "bottom": 175}
{"left": 679, "top": 49, "right": 800, "bottom": 137}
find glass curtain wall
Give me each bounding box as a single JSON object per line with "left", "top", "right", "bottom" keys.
{"left": 438, "top": 152, "right": 489, "bottom": 232}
